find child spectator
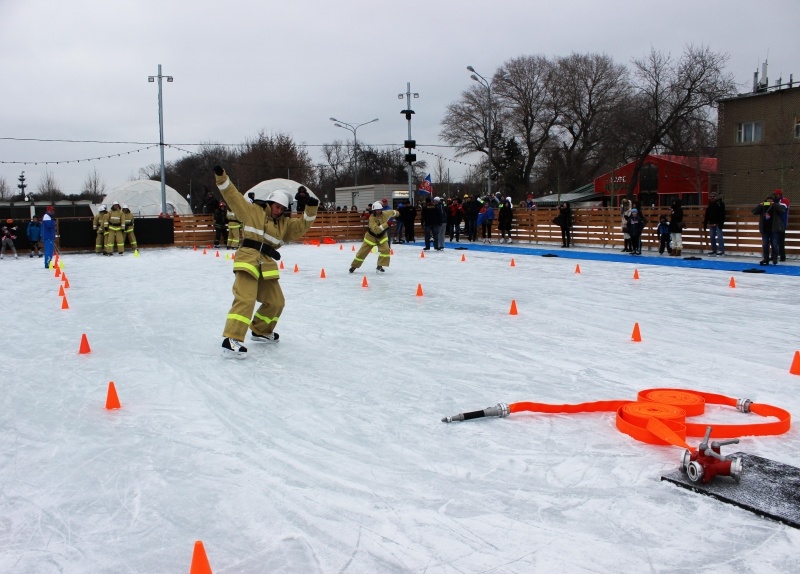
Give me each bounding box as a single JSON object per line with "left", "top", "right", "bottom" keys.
{"left": 27, "top": 215, "right": 42, "bottom": 257}
{"left": 657, "top": 216, "right": 672, "bottom": 255}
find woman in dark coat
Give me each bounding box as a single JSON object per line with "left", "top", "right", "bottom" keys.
{"left": 497, "top": 197, "right": 514, "bottom": 243}
{"left": 668, "top": 199, "right": 684, "bottom": 256}
{"left": 557, "top": 202, "right": 573, "bottom": 247}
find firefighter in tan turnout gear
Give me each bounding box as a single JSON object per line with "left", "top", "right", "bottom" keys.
{"left": 226, "top": 204, "right": 241, "bottom": 250}
{"left": 122, "top": 205, "right": 137, "bottom": 250}
{"left": 93, "top": 204, "right": 108, "bottom": 254}
{"left": 213, "top": 166, "right": 319, "bottom": 358}
{"left": 105, "top": 202, "right": 125, "bottom": 255}
{"left": 349, "top": 201, "right": 400, "bottom": 273}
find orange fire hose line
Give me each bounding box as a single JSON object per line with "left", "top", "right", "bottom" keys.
{"left": 508, "top": 388, "right": 791, "bottom": 451}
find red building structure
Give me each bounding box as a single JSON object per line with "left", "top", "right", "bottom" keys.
{"left": 594, "top": 155, "right": 718, "bottom": 208}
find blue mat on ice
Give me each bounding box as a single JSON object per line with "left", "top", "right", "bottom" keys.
{"left": 406, "top": 242, "right": 800, "bottom": 277}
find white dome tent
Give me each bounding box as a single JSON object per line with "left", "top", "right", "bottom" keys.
{"left": 100, "top": 180, "right": 192, "bottom": 217}
{"left": 246, "top": 178, "right": 318, "bottom": 211}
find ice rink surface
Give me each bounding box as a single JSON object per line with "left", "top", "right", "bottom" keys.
{"left": 2, "top": 242, "right": 799, "bottom": 573}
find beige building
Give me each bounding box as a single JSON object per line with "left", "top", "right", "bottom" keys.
{"left": 716, "top": 82, "right": 800, "bottom": 205}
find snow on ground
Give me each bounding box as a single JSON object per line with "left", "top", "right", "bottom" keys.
{"left": 1, "top": 242, "right": 799, "bottom": 573}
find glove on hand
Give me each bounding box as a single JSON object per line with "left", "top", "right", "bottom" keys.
{"left": 213, "top": 166, "right": 224, "bottom": 176}
{"left": 305, "top": 197, "right": 319, "bottom": 207}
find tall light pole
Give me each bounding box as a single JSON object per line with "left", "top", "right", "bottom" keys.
{"left": 148, "top": 64, "right": 173, "bottom": 215}
{"left": 467, "top": 66, "right": 493, "bottom": 198}
{"left": 398, "top": 82, "right": 419, "bottom": 206}
{"left": 329, "top": 117, "right": 379, "bottom": 187}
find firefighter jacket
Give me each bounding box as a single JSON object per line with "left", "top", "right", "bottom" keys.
{"left": 93, "top": 211, "right": 108, "bottom": 231}
{"left": 215, "top": 170, "right": 318, "bottom": 280}
{"left": 226, "top": 209, "right": 241, "bottom": 230}
{"left": 122, "top": 210, "right": 135, "bottom": 230}
{"left": 363, "top": 210, "right": 400, "bottom": 243}
{"left": 106, "top": 207, "right": 124, "bottom": 232}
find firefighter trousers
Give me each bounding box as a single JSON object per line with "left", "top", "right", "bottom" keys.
{"left": 106, "top": 229, "right": 125, "bottom": 253}
{"left": 351, "top": 234, "right": 390, "bottom": 269}
{"left": 223, "top": 271, "right": 285, "bottom": 342}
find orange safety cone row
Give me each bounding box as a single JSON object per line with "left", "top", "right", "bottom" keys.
{"left": 729, "top": 277, "right": 736, "bottom": 288}
{"left": 461, "top": 254, "right": 466, "bottom": 262}
{"left": 320, "top": 268, "right": 326, "bottom": 278}
{"left": 105, "top": 381, "right": 121, "bottom": 410}
{"left": 293, "top": 264, "right": 299, "bottom": 273}
{"left": 189, "top": 540, "right": 213, "bottom": 574}
{"left": 575, "top": 264, "right": 581, "bottom": 274}
{"left": 416, "top": 283, "right": 424, "bottom": 297}
{"left": 510, "top": 258, "right": 515, "bottom": 267}
{"left": 362, "top": 276, "right": 369, "bottom": 288}
{"left": 58, "top": 284, "right": 65, "bottom": 296}
{"left": 633, "top": 269, "right": 640, "bottom": 280}
{"left": 509, "top": 299, "right": 518, "bottom": 315}
{"left": 61, "top": 296, "right": 69, "bottom": 310}
{"left": 79, "top": 333, "right": 91, "bottom": 354}
{"left": 631, "top": 322, "right": 642, "bottom": 342}
{"left": 790, "top": 351, "right": 800, "bottom": 376}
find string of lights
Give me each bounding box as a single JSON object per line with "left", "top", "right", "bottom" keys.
{"left": 0, "top": 145, "right": 159, "bottom": 166}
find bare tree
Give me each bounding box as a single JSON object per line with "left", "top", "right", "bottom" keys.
{"left": 0, "top": 176, "right": 10, "bottom": 199}
{"left": 36, "top": 171, "right": 65, "bottom": 203}
{"left": 433, "top": 156, "right": 453, "bottom": 197}
{"left": 134, "top": 164, "right": 161, "bottom": 181}
{"left": 82, "top": 167, "right": 107, "bottom": 203}
{"left": 440, "top": 84, "right": 497, "bottom": 162}
{"left": 623, "top": 45, "right": 736, "bottom": 197}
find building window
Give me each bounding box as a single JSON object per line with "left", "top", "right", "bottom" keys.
{"left": 736, "top": 121, "right": 762, "bottom": 143}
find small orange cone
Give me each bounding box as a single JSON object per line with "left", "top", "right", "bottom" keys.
{"left": 390, "top": 249, "right": 394, "bottom": 255}
{"left": 58, "top": 284, "right": 65, "bottom": 296}
{"left": 420, "top": 250, "right": 425, "bottom": 258}
{"left": 79, "top": 333, "right": 91, "bottom": 354}
{"left": 193, "top": 245, "right": 197, "bottom": 251}
{"left": 61, "top": 296, "right": 69, "bottom": 310}
{"left": 362, "top": 276, "right": 369, "bottom": 288}
{"left": 461, "top": 254, "right": 466, "bottom": 262}
{"left": 790, "top": 351, "right": 800, "bottom": 376}
{"left": 279, "top": 260, "right": 284, "bottom": 270}
{"left": 631, "top": 322, "right": 642, "bottom": 342}
{"left": 416, "top": 283, "right": 424, "bottom": 297}
{"left": 351, "top": 245, "right": 355, "bottom": 251}
{"left": 339, "top": 244, "right": 343, "bottom": 250}
{"left": 575, "top": 264, "right": 581, "bottom": 274}
{"left": 54, "top": 265, "right": 61, "bottom": 277}
{"left": 63, "top": 275, "right": 70, "bottom": 288}
{"left": 510, "top": 258, "right": 515, "bottom": 267}
{"left": 293, "top": 264, "right": 299, "bottom": 273}
{"left": 729, "top": 277, "right": 736, "bottom": 288}
{"left": 231, "top": 252, "right": 235, "bottom": 259}
{"left": 202, "top": 248, "right": 207, "bottom": 255}
{"left": 215, "top": 251, "right": 220, "bottom": 258}
{"left": 509, "top": 300, "right": 518, "bottom": 315}
{"left": 320, "top": 268, "right": 326, "bottom": 278}
{"left": 633, "top": 269, "right": 640, "bottom": 280}
{"left": 189, "top": 541, "right": 212, "bottom": 574}
{"left": 105, "top": 381, "right": 121, "bottom": 410}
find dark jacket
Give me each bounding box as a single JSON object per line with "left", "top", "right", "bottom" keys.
{"left": 703, "top": 199, "right": 726, "bottom": 228}
{"left": 27, "top": 220, "right": 42, "bottom": 242}
{"left": 498, "top": 201, "right": 513, "bottom": 231}
{"left": 295, "top": 189, "right": 308, "bottom": 213}
{"left": 669, "top": 202, "right": 684, "bottom": 233}
{"left": 625, "top": 211, "right": 646, "bottom": 236}
{"left": 213, "top": 207, "right": 228, "bottom": 229}
{"left": 752, "top": 200, "right": 786, "bottom": 234}
{"left": 421, "top": 203, "right": 441, "bottom": 227}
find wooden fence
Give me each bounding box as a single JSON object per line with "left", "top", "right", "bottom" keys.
{"left": 69, "top": 206, "right": 800, "bottom": 257}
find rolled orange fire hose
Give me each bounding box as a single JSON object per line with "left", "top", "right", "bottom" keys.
{"left": 444, "top": 388, "right": 791, "bottom": 452}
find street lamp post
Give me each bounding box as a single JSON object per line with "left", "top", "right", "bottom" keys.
{"left": 148, "top": 64, "right": 173, "bottom": 215}
{"left": 329, "top": 117, "right": 379, "bottom": 187}
{"left": 467, "top": 66, "right": 493, "bottom": 198}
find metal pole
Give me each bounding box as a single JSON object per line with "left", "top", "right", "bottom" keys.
{"left": 353, "top": 128, "right": 358, "bottom": 187}
{"left": 468, "top": 67, "right": 492, "bottom": 198}
{"left": 157, "top": 65, "right": 167, "bottom": 215}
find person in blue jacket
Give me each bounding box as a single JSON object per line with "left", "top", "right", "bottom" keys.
{"left": 26, "top": 215, "right": 42, "bottom": 258}
{"left": 42, "top": 205, "right": 57, "bottom": 268}
{"left": 477, "top": 199, "right": 495, "bottom": 243}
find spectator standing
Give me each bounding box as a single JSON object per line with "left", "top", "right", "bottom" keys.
{"left": 213, "top": 202, "right": 228, "bottom": 248}
{"left": 774, "top": 189, "right": 789, "bottom": 261}
{"left": 26, "top": 215, "right": 42, "bottom": 258}
{"left": 420, "top": 196, "right": 442, "bottom": 250}
{"left": 669, "top": 199, "right": 684, "bottom": 257}
{"left": 464, "top": 195, "right": 481, "bottom": 242}
{"left": 434, "top": 197, "right": 447, "bottom": 250}
{"left": 657, "top": 216, "right": 672, "bottom": 255}
{"left": 752, "top": 194, "right": 786, "bottom": 265}
{"left": 703, "top": 193, "right": 726, "bottom": 256}
{"left": 402, "top": 202, "right": 418, "bottom": 243}
{"left": 477, "top": 200, "right": 495, "bottom": 243}
{"left": 625, "top": 207, "right": 646, "bottom": 255}
{"left": 498, "top": 197, "right": 514, "bottom": 243}
{"left": 449, "top": 198, "right": 465, "bottom": 242}
{"left": 1, "top": 218, "right": 18, "bottom": 259}
{"left": 42, "top": 206, "right": 57, "bottom": 268}
{"left": 393, "top": 203, "right": 405, "bottom": 243}
{"left": 203, "top": 189, "right": 218, "bottom": 214}
{"left": 556, "top": 202, "right": 573, "bottom": 247}
{"left": 620, "top": 198, "right": 632, "bottom": 252}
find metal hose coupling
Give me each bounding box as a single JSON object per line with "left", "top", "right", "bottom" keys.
{"left": 441, "top": 403, "right": 510, "bottom": 423}
{"left": 736, "top": 398, "right": 752, "bottom": 413}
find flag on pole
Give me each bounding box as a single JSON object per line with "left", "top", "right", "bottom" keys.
{"left": 418, "top": 174, "right": 433, "bottom": 196}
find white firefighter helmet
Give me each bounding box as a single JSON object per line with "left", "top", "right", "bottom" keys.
{"left": 122, "top": 204, "right": 129, "bottom": 210}
{"left": 265, "top": 190, "right": 291, "bottom": 209}
{"left": 371, "top": 201, "right": 383, "bottom": 211}
{"left": 100, "top": 204, "right": 107, "bottom": 211}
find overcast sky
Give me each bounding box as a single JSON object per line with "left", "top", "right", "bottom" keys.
{"left": 1, "top": 0, "right": 798, "bottom": 197}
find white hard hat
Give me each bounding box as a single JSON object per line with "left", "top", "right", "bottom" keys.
{"left": 433, "top": 197, "right": 441, "bottom": 203}
{"left": 122, "top": 204, "right": 129, "bottom": 209}
{"left": 100, "top": 204, "right": 107, "bottom": 211}
{"left": 372, "top": 201, "right": 383, "bottom": 211}
{"left": 266, "top": 190, "right": 291, "bottom": 209}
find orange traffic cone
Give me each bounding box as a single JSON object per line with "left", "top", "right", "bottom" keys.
{"left": 293, "top": 264, "right": 299, "bottom": 273}
{"left": 420, "top": 250, "right": 425, "bottom": 258}
{"left": 63, "top": 275, "right": 70, "bottom": 288}
{"left": 631, "top": 322, "right": 642, "bottom": 342}
{"left": 339, "top": 244, "right": 343, "bottom": 250}
{"left": 790, "top": 351, "right": 800, "bottom": 376}
{"left": 362, "top": 276, "right": 369, "bottom": 288}
{"left": 390, "top": 248, "right": 394, "bottom": 255}
{"left": 58, "top": 284, "right": 65, "bottom": 296}
{"left": 54, "top": 265, "right": 61, "bottom": 277}
{"left": 189, "top": 541, "right": 213, "bottom": 574}
{"left": 105, "top": 381, "right": 121, "bottom": 410}
{"left": 729, "top": 277, "right": 736, "bottom": 288}
{"left": 78, "top": 333, "right": 91, "bottom": 354}
{"left": 61, "top": 296, "right": 69, "bottom": 310}
{"left": 510, "top": 258, "right": 516, "bottom": 267}
{"left": 215, "top": 251, "right": 220, "bottom": 258}
{"left": 633, "top": 269, "right": 640, "bottom": 280}
{"left": 279, "top": 261, "right": 284, "bottom": 270}
{"left": 202, "top": 248, "right": 207, "bottom": 255}
{"left": 193, "top": 245, "right": 197, "bottom": 251}
{"left": 351, "top": 245, "right": 355, "bottom": 251}
{"left": 231, "top": 252, "right": 235, "bottom": 259}
{"left": 509, "top": 300, "right": 518, "bottom": 315}
{"left": 461, "top": 254, "right": 466, "bottom": 262}
{"left": 320, "top": 268, "right": 326, "bottom": 278}
{"left": 416, "top": 283, "right": 424, "bottom": 297}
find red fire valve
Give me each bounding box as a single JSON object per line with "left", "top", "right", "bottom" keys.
{"left": 680, "top": 426, "right": 743, "bottom": 484}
